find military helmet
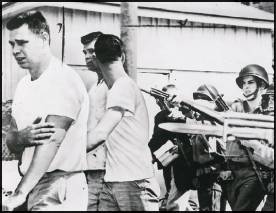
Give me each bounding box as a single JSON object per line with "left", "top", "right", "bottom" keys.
{"left": 236, "top": 64, "right": 269, "bottom": 89}
{"left": 262, "top": 83, "right": 274, "bottom": 96}
{"left": 193, "top": 84, "right": 219, "bottom": 101}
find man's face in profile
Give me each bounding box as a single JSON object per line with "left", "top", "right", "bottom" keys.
{"left": 83, "top": 40, "right": 98, "bottom": 71}
{"left": 9, "top": 24, "right": 44, "bottom": 70}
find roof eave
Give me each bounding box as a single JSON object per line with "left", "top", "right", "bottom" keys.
{"left": 2, "top": 2, "right": 274, "bottom": 29}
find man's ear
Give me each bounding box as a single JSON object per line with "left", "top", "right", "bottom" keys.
{"left": 40, "top": 32, "right": 50, "bottom": 46}
{"left": 260, "top": 81, "right": 266, "bottom": 90}
{"left": 121, "top": 53, "right": 125, "bottom": 65}
{"left": 92, "top": 55, "right": 100, "bottom": 67}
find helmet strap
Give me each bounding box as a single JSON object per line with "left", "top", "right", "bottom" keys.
{"left": 243, "top": 87, "right": 259, "bottom": 101}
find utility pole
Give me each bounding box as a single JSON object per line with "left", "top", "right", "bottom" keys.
{"left": 120, "top": 2, "right": 138, "bottom": 82}
{"left": 62, "top": 6, "right": 65, "bottom": 64}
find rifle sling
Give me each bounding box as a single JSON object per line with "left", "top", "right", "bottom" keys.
{"left": 176, "top": 135, "right": 191, "bottom": 167}
{"left": 239, "top": 101, "right": 267, "bottom": 193}
{"left": 245, "top": 146, "right": 267, "bottom": 194}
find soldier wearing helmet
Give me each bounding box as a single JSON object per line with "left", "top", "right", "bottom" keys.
{"left": 239, "top": 82, "right": 274, "bottom": 211}
{"left": 232, "top": 64, "right": 269, "bottom": 113}
{"left": 221, "top": 64, "right": 269, "bottom": 211}
{"left": 193, "top": 84, "right": 222, "bottom": 111}
{"left": 244, "top": 64, "right": 274, "bottom": 211}
{"left": 190, "top": 84, "right": 227, "bottom": 211}
{"left": 193, "top": 84, "right": 219, "bottom": 102}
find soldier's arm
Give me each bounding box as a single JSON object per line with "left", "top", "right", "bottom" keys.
{"left": 148, "top": 113, "right": 172, "bottom": 153}
{"left": 241, "top": 139, "right": 274, "bottom": 168}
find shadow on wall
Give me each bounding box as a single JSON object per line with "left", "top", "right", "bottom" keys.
{"left": 2, "top": 100, "right": 15, "bottom": 161}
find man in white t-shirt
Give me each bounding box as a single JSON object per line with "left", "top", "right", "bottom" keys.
{"left": 80, "top": 31, "right": 109, "bottom": 211}
{"left": 3, "top": 11, "right": 89, "bottom": 211}
{"left": 87, "top": 34, "right": 160, "bottom": 211}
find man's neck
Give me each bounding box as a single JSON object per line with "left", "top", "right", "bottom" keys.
{"left": 247, "top": 94, "right": 262, "bottom": 113}
{"left": 29, "top": 51, "right": 52, "bottom": 81}
{"left": 95, "top": 68, "right": 104, "bottom": 84}
{"left": 100, "top": 62, "right": 127, "bottom": 89}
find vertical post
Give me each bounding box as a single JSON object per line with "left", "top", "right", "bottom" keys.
{"left": 120, "top": 2, "right": 138, "bottom": 82}
{"left": 62, "top": 6, "right": 65, "bottom": 64}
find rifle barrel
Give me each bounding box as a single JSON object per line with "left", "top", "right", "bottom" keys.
{"left": 140, "top": 88, "right": 151, "bottom": 94}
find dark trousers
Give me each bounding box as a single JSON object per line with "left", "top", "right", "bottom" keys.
{"left": 99, "top": 178, "right": 160, "bottom": 211}
{"left": 221, "top": 168, "right": 265, "bottom": 211}
{"left": 86, "top": 170, "right": 105, "bottom": 211}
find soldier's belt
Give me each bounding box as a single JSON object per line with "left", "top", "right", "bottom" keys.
{"left": 222, "top": 161, "right": 252, "bottom": 170}
{"left": 195, "top": 166, "right": 219, "bottom": 177}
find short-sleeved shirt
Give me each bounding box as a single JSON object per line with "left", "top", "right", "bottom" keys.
{"left": 12, "top": 56, "right": 89, "bottom": 175}
{"left": 104, "top": 76, "right": 155, "bottom": 182}
{"left": 86, "top": 79, "right": 108, "bottom": 170}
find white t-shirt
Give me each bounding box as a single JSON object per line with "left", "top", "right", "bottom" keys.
{"left": 104, "top": 76, "right": 155, "bottom": 182}
{"left": 86, "top": 79, "right": 108, "bottom": 170}
{"left": 12, "top": 56, "right": 89, "bottom": 175}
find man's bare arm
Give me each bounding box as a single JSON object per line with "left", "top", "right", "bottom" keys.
{"left": 87, "top": 107, "right": 125, "bottom": 152}
{"left": 6, "top": 117, "right": 24, "bottom": 154}
{"left": 12, "top": 115, "right": 73, "bottom": 198}
{"left": 6, "top": 116, "right": 55, "bottom": 154}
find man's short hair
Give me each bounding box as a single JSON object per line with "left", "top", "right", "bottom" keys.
{"left": 81, "top": 31, "right": 103, "bottom": 45}
{"left": 6, "top": 10, "right": 51, "bottom": 45}
{"left": 94, "top": 34, "right": 123, "bottom": 64}
{"left": 162, "top": 84, "right": 177, "bottom": 92}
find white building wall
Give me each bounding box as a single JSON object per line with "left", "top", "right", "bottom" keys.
{"left": 2, "top": 6, "right": 274, "bottom": 103}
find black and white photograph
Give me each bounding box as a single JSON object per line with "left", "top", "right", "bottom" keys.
{"left": 2, "top": 2, "right": 274, "bottom": 211}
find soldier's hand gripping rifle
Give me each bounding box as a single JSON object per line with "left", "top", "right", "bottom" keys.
{"left": 141, "top": 87, "right": 225, "bottom": 124}
{"left": 140, "top": 88, "right": 172, "bottom": 114}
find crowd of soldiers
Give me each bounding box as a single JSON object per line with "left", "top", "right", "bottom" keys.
{"left": 2, "top": 10, "right": 274, "bottom": 211}
{"left": 148, "top": 65, "right": 274, "bottom": 211}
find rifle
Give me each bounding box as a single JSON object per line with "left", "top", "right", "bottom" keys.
{"left": 140, "top": 88, "right": 171, "bottom": 114}
{"left": 203, "top": 84, "right": 231, "bottom": 112}
{"left": 159, "top": 123, "right": 274, "bottom": 142}
{"left": 179, "top": 98, "right": 225, "bottom": 125}
{"left": 141, "top": 87, "right": 223, "bottom": 123}
{"left": 141, "top": 87, "right": 274, "bottom": 129}
{"left": 143, "top": 87, "right": 272, "bottom": 192}
{"left": 141, "top": 87, "right": 226, "bottom": 124}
